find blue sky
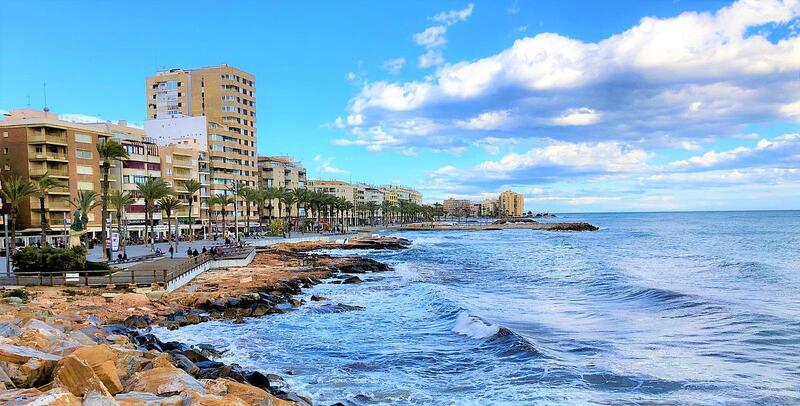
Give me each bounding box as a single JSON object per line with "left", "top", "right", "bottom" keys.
{"left": 1, "top": 0, "right": 799, "bottom": 211}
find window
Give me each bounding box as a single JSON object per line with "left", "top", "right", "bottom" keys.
{"left": 76, "top": 165, "right": 93, "bottom": 175}
{"left": 165, "top": 155, "right": 172, "bottom": 163}
{"left": 2, "top": 148, "right": 6, "bottom": 155}
{"left": 76, "top": 149, "right": 92, "bottom": 159}
{"left": 75, "top": 133, "right": 92, "bottom": 143}
{"left": 166, "top": 168, "right": 172, "bottom": 175}
{"left": 123, "top": 160, "right": 145, "bottom": 169}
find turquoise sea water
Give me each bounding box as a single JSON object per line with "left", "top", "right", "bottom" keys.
{"left": 155, "top": 211, "right": 800, "bottom": 405}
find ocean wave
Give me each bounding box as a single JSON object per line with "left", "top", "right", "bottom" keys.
{"left": 452, "top": 312, "right": 501, "bottom": 339}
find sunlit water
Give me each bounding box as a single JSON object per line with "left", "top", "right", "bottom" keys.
{"left": 154, "top": 211, "right": 800, "bottom": 405}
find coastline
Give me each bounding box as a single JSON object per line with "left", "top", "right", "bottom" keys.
{"left": 0, "top": 236, "right": 410, "bottom": 405}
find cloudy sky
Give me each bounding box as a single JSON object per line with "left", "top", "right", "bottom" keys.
{"left": 1, "top": 0, "right": 799, "bottom": 211}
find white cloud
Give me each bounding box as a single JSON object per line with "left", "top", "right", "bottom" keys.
{"left": 419, "top": 49, "right": 445, "bottom": 68}
{"left": 313, "top": 155, "right": 350, "bottom": 175}
{"left": 336, "top": 0, "right": 800, "bottom": 153}
{"left": 414, "top": 25, "right": 447, "bottom": 49}
{"left": 383, "top": 58, "right": 406, "bottom": 74}
{"left": 345, "top": 72, "right": 357, "bottom": 81}
{"left": 477, "top": 141, "right": 651, "bottom": 174}
{"left": 432, "top": 3, "right": 474, "bottom": 25}
{"left": 456, "top": 110, "right": 512, "bottom": 130}
{"left": 551, "top": 107, "right": 601, "bottom": 126}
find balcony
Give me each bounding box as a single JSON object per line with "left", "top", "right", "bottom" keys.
{"left": 30, "top": 168, "right": 69, "bottom": 177}
{"left": 31, "top": 199, "right": 71, "bottom": 211}
{"left": 29, "top": 133, "right": 68, "bottom": 146}
{"left": 173, "top": 160, "right": 193, "bottom": 169}
{"left": 48, "top": 186, "right": 71, "bottom": 195}
{"left": 29, "top": 152, "right": 69, "bottom": 162}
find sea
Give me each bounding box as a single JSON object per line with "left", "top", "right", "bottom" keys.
{"left": 154, "top": 211, "right": 800, "bottom": 405}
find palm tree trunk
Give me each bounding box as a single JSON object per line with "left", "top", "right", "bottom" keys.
{"left": 8, "top": 210, "right": 17, "bottom": 274}
{"left": 188, "top": 201, "right": 193, "bottom": 242}
{"left": 39, "top": 196, "right": 47, "bottom": 246}
{"left": 100, "top": 163, "right": 110, "bottom": 260}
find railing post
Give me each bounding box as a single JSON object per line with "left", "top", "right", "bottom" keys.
{"left": 39, "top": 273, "right": 43, "bottom": 286}
{"left": 50, "top": 273, "right": 54, "bottom": 286}
{"left": 131, "top": 269, "right": 135, "bottom": 285}
{"left": 153, "top": 269, "right": 156, "bottom": 283}
{"left": 163, "top": 269, "right": 167, "bottom": 283}
{"left": 108, "top": 271, "right": 112, "bottom": 285}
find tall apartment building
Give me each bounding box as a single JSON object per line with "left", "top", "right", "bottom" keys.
{"left": 443, "top": 198, "right": 473, "bottom": 217}
{"left": 145, "top": 65, "right": 258, "bottom": 196}
{"left": 0, "top": 110, "right": 110, "bottom": 245}
{"left": 480, "top": 198, "right": 498, "bottom": 217}
{"left": 258, "top": 156, "right": 306, "bottom": 217}
{"left": 499, "top": 190, "right": 525, "bottom": 217}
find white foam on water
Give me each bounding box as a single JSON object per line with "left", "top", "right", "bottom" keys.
{"left": 393, "top": 262, "right": 432, "bottom": 283}
{"left": 452, "top": 312, "right": 500, "bottom": 339}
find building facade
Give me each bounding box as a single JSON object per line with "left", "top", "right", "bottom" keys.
{"left": 443, "top": 198, "right": 473, "bottom": 217}
{"left": 307, "top": 180, "right": 355, "bottom": 203}
{"left": 499, "top": 190, "right": 525, "bottom": 217}
{"left": 480, "top": 198, "right": 498, "bottom": 217}
{"left": 145, "top": 65, "right": 258, "bottom": 204}
{"left": 0, "top": 110, "right": 110, "bottom": 245}
{"left": 380, "top": 184, "right": 422, "bottom": 205}
{"left": 258, "top": 156, "right": 306, "bottom": 217}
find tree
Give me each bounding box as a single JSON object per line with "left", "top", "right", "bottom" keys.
{"left": 0, "top": 176, "right": 37, "bottom": 273}
{"left": 108, "top": 190, "right": 135, "bottom": 254}
{"left": 207, "top": 194, "right": 234, "bottom": 239}
{"left": 292, "top": 188, "right": 310, "bottom": 223}
{"left": 70, "top": 190, "right": 100, "bottom": 247}
{"left": 263, "top": 187, "right": 281, "bottom": 224}
{"left": 364, "top": 201, "right": 379, "bottom": 226}
{"left": 32, "top": 172, "right": 66, "bottom": 246}
{"left": 244, "top": 188, "right": 263, "bottom": 235}
{"left": 96, "top": 138, "right": 129, "bottom": 260}
{"left": 157, "top": 194, "right": 181, "bottom": 252}
{"left": 281, "top": 191, "right": 297, "bottom": 238}
{"left": 227, "top": 181, "right": 248, "bottom": 241}
{"left": 182, "top": 179, "right": 202, "bottom": 241}
{"left": 252, "top": 188, "right": 266, "bottom": 234}
{"left": 136, "top": 178, "right": 170, "bottom": 250}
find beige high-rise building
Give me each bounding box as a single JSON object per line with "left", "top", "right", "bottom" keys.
{"left": 499, "top": 190, "right": 525, "bottom": 217}
{"left": 258, "top": 156, "right": 306, "bottom": 217}
{"left": 145, "top": 65, "right": 257, "bottom": 197}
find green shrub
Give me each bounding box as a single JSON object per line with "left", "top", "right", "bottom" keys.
{"left": 84, "top": 261, "right": 111, "bottom": 271}
{"left": 6, "top": 288, "right": 29, "bottom": 303}
{"left": 269, "top": 219, "right": 287, "bottom": 236}
{"left": 11, "top": 245, "right": 87, "bottom": 275}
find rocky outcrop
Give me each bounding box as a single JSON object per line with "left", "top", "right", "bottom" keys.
{"left": 274, "top": 236, "right": 412, "bottom": 252}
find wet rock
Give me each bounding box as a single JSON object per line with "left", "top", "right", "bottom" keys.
{"left": 195, "top": 343, "right": 223, "bottom": 359}
{"left": 171, "top": 353, "right": 199, "bottom": 376}
{"left": 52, "top": 354, "right": 111, "bottom": 397}
{"left": 123, "top": 315, "right": 151, "bottom": 330}
{"left": 181, "top": 349, "right": 210, "bottom": 364}
{"left": 124, "top": 366, "right": 206, "bottom": 396}
{"left": 341, "top": 276, "right": 362, "bottom": 284}
{"left": 251, "top": 304, "right": 271, "bottom": 317}
{"left": 243, "top": 370, "right": 271, "bottom": 390}
{"left": 290, "top": 298, "right": 303, "bottom": 307}
{"left": 275, "top": 390, "right": 314, "bottom": 406}
{"left": 310, "top": 295, "right": 327, "bottom": 302}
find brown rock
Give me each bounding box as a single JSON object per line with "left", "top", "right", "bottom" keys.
{"left": 124, "top": 366, "right": 206, "bottom": 396}
{"left": 52, "top": 354, "right": 111, "bottom": 397}
{"left": 0, "top": 388, "right": 43, "bottom": 404}
{"left": 69, "top": 344, "right": 124, "bottom": 394}
{"left": 111, "top": 293, "right": 151, "bottom": 308}
{"left": 83, "top": 390, "right": 120, "bottom": 406}
{"left": 151, "top": 353, "right": 173, "bottom": 369}
{"left": 0, "top": 342, "right": 61, "bottom": 364}
{"left": 180, "top": 390, "right": 249, "bottom": 406}
{"left": 3, "top": 388, "right": 81, "bottom": 405}
{"left": 114, "top": 391, "right": 183, "bottom": 406}
{"left": 111, "top": 346, "right": 146, "bottom": 381}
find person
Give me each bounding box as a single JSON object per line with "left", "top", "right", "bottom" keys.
{"left": 187, "top": 247, "right": 193, "bottom": 257}
{"left": 202, "top": 246, "right": 207, "bottom": 254}
{"left": 122, "top": 251, "right": 128, "bottom": 260}
{"left": 193, "top": 248, "right": 199, "bottom": 257}
{"left": 168, "top": 244, "right": 174, "bottom": 259}
{"left": 117, "top": 253, "right": 123, "bottom": 261}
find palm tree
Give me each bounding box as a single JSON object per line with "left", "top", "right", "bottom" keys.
{"left": 227, "top": 181, "right": 248, "bottom": 241}
{"left": 364, "top": 201, "right": 379, "bottom": 226}
{"left": 207, "top": 194, "right": 234, "bottom": 239}
{"left": 108, "top": 190, "right": 135, "bottom": 254}
{"left": 0, "top": 176, "right": 37, "bottom": 273}
{"left": 292, "top": 188, "right": 310, "bottom": 224}
{"left": 181, "top": 179, "right": 202, "bottom": 241}
{"left": 136, "top": 178, "right": 170, "bottom": 250}
{"left": 97, "top": 138, "right": 129, "bottom": 260}
{"left": 244, "top": 188, "right": 262, "bottom": 235}
{"left": 281, "top": 191, "right": 297, "bottom": 238}
{"left": 157, "top": 194, "right": 181, "bottom": 252}
{"left": 252, "top": 188, "right": 267, "bottom": 234}
{"left": 71, "top": 190, "right": 100, "bottom": 247}
{"left": 32, "top": 172, "right": 66, "bottom": 245}
{"left": 262, "top": 187, "right": 280, "bottom": 225}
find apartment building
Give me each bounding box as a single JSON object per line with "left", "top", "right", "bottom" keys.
{"left": 307, "top": 180, "right": 355, "bottom": 203}
{"left": 0, "top": 109, "right": 109, "bottom": 245}
{"left": 89, "top": 121, "right": 163, "bottom": 240}
{"left": 258, "top": 156, "right": 306, "bottom": 217}
{"left": 145, "top": 65, "right": 258, "bottom": 196}
{"left": 380, "top": 184, "right": 422, "bottom": 205}
{"left": 499, "top": 190, "right": 525, "bottom": 217}
{"left": 160, "top": 139, "right": 207, "bottom": 235}
{"left": 443, "top": 198, "right": 473, "bottom": 217}
{"left": 480, "top": 198, "right": 498, "bottom": 217}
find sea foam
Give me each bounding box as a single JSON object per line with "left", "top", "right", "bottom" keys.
{"left": 452, "top": 312, "right": 500, "bottom": 339}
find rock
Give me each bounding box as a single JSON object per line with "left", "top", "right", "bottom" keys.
{"left": 243, "top": 370, "right": 271, "bottom": 390}
{"left": 114, "top": 391, "right": 183, "bottom": 406}
{"left": 180, "top": 390, "right": 249, "bottom": 406}
{"left": 289, "top": 299, "right": 303, "bottom": 307}
{"left": 341, "top": 276, "right": 362, "bottom": 284}
{"left": 0, "top": 388, "right": 43, "bottom": 404}
{"left": 67, "top": 330, "right": 97, "bottom": 346}
{"left": 170, "top": 353, "right": 199, "bottom": 376}
{"left": 0, "top": 321, "right": 21, "bottom": 338}
{"left": 251, "top": 305, "right": 271, "bottom": 317}
{"left": 194, "top": 343, "right": 223, "bottom": 359}
{"left": 24, "top": 318, "right": 64, "bottom": 338}
{"left": 123, "top": 315, "right": 151, "bottom": 330}
{"left": 83, "top": 390, "right": 119, "bottom": 406}
{"left": 276, "top": 390, "right": 314, "bottom": 406}
{"left": 144, "top": 290, "right": 166, "bottom": 301}
{"left": 310, "top": 295, "right": 327, "bottom": 302}
{"left": 124, "top": 366, "right": 206, "bottom": 396}
{"left": 52, "top": 355, "right": 111, "bottom": 397}
{"left": 215, "top": 378, "right": 276, "bottom": 404}
{"left": 181, "top": 349, "right": 210, "bottom": 363}
{"left": 7, "top": 388, "right": 81, "bottom": 405}
{"left": 106, "top": 334, "right": 129, "bottom": 345}
{"left": 151, "top": 353, "right": 173, "bottom": 369}
{"left": 111, "top": 293, "right": 150, "bottom": 308}
{"left": 2, "top": 296, "right": 23, "bottom": 304}
{"left": 240, "top": 276, "right": 253, "bottom": 284}
{"left": 69, "top": 345, "right": 125, "bottom": 394}
{"left": 111, "top": 347, "right": 146, "bottom": 381}
{"left": 0, "top": 342, "right": 62, "bottom": 364}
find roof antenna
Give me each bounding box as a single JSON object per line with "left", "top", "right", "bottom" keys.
{"left": 42, "top": 82, "right": 50, "bottom": 114}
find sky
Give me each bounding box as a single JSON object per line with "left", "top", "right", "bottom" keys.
{"left": 1, "top": 0, "right": 799, "bottom": 212}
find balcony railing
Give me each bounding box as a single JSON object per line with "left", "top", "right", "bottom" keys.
{"left": 30, "top": 168, "right": 69, "bottom": 177}
{"left": 29, "top": 133, "right": 68, "bottom": 145}
{"left": 29, "top": 152, "right": 68, "bottom": 161}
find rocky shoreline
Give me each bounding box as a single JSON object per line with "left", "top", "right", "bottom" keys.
{"left": 0, "top": 236, "right": 411, "bottom": 405}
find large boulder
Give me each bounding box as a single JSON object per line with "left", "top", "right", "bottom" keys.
{"left": 52, "top": 354, "right": 111, "bottom": 398}
{"left": 111, "top": 293, "right": 151, "bottom": 308}
{"left": 83, "top": 390, "right": 120, "bottom": 406}
{"left": 0, "top": 343, "right": 61, "bottom": 387}
{"left": 124, "top": 366, "right": 206, "bottom": 396}
{"left": 180, "top": 390, "right": 249, "bottom": 406}
{"left": 70, "top": 344, "right": 124, "bottom": 394}
{"left": 1, "top": 388, "right": 80, "bottom": 405}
